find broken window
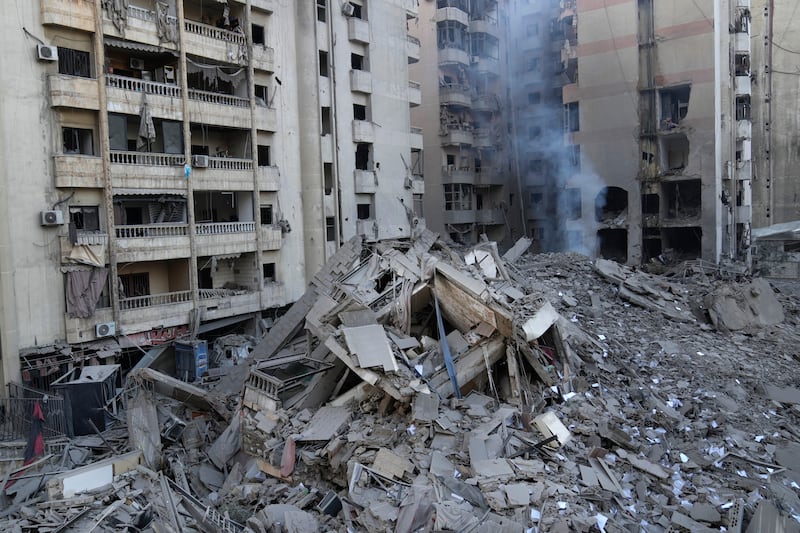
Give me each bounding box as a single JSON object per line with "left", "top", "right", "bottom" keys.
{"left": 324, "top": 163, "right": 334, "bottom": 195}
{"left": 263, "top": 263, "right": 276, "bottom": 282}
{"left": 660, "top": 134, "right": 689, "bottom": 171}
{"left": 63, "top": 127, "right": 94, "bottom": 155}
{"left": 353, "top": 104, "right": 367, "bottom": 121}
{"left": 357, "top": 203, "right": 371, "bottom": 220}
{"left": 319, "top": 51, "right": 329, "bottom": 77}
{"left": 69, "top": 206, "right": 100, "bottom": 231}
{"left": 595, "top": 187, "right": 628, "bottom": 223}
{"left": 735, "top": 53, "right": 750, "bottom": 76}
{"left": 563, "top": 102, "right": 579, "bottom": 132}
{"left": 734, "top": 8, "right": 750, "bottom": 33}
{"left": 317, "top": 0, "right": 327, "bottom": 22}
{"left": 321, "top": 107, "right": 332, "bottom": 135}
{"left": 437, "top": 20, "right": 468, "bottom": 51}
{"left": 252, "top": 24, "right": 265, "bottom": 45}
{"left": 444, "top": 183, "right": 473, "bottom": 211}
{"left": 347, "top": 1, "right": 364, "bottom": 20}
{"left": 659, "top": 86, "right": 690, "bottom": 129}
{"left": 58, "top": 47, "right": 91, "bottom": 78}
{"left": 255, "top": 84, "right": 269, "bottom": 107}
{"left": 325, "top": 217, "right": 336, "bottom": 241}
{"left": 351, "top": 53, "right": 365, "bottom": 71}
{"left": 641, "top": 194, "right": 659, "bottom": 215}
{"left": 663, "top": 227, "right": 702, "bottom": 257}
{"left": 663, "top": 179, "right": 701, "bottom": 219}
{"left": 257, "top": 145, "right": 271, "bottom": 166}
{"left": 355, "top": 143, "right": 371, "bottom": 170}
{"left": 260, "top": 204, "right": 273, "bottom": 225}
{"left": 736, "top": 95, "right": 751, "bottom": 121}
{"left": 597, "top": 229, "right": 628, "bottom": 262}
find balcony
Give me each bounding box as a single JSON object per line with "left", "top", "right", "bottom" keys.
{"left": 119, "top": 290, "right": 194, "bottom": 332}
{"left": 262, "top": 282, "right": 287, "bottom": 308}
{"left": 410, "top": 127, "right": 424, "bottom": 150}
{"left": 54, "top": 155, "right": 103, "bottom": 188}
{"left": 436, "top": 7, "right": 469, "bottom": 26}
{"left": 440, "top": 83, "right": 472, "bottom": 108}
{"left": 184, "top": 20, "right": 248, "bottom": 65}
{"left": 49, "top": 75, "right": 99, "bottom": 110}
{"left": 407, "top": 36, "right": 421, "bottom": 64}
{"left": 115, "top": 224, "right": 190, "bottom": 262}
{"left": 405, "top": 0, "right": 420, "bottom": 19}
{"left": 60, "top": 232, "right": 110, "bottom": 264}
{"left": 106, "top": 75, "right": 182, "bottom": 120}
{"left": 352, "top": 120, "right": 375, "bottom": 143}
{"left": 473, "top": 128, "right": 496, "bottom": 149}
{"left": 408, "top": 81, "right": 421, "bottom": 107}
{"left": 476, "top": 208, "right": 504, "bottom": 225}
{"left": 192, "top": 157, "right": 254, "bottom": 190}
{"left": 442, "top": 166, "right": 475, "bottom": 185}
{"left": 735, "top": 75, "right": 751, "bottom": 96}
{"left": 103, "top": 5, "right": 178, "bottom": 51}
{"left": 200, "top": 288, "right": 261, "bottom": 321}
{"left": 261, "top": 225, "right": 283, "bottom": 250}
{"left": 350, "top": 70, "right": 373, "bottom": 94}
{"left": 109, "top": 151, "right": 187, "bottom": 191}
{"left": 195, "top": 221, "right": 258, "bottom": 256}
{"left": 354, "top": 169, "right": 378, "bottom": 194}
{"left": 348, "top": 18, "right": 370, "bottom": 44}
{"left": 42, "top": 0, "right": 96, "bottom": 33}
{"left": 443, "top": 209, "right": 476, "bottom": 225}
{"left": 472, "top": 56, "right": 500, "bottom": 77}
{"left": 470, "top": 17, "right": 500, "bottom": 39}
{"left": 258, "top": 165, "right": 281, "bottom": 191}
{"left": 472, "top": 94, "right": 500, "bottom": 113}
{"left": 187, "top": 89, "right": 250, "bottom": 128}
{"left": 440, "top": 126, "right": 473, "bottom": 146}
{"left": 250, "top": 45, "right": 274, "bottom": 73}
{"left": 475, "top": 167, "right": 504, "bottom": 187}
{"left": 439, "top": 46, "right": 470, "bottom": 67}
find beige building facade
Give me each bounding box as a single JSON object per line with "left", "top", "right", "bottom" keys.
{"left": 0, "top": 0, "right": 419, "bottom": 387}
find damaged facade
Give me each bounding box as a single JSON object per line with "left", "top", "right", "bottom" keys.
{"left": 0, "top": 0, "right": 421, "bottom": 387}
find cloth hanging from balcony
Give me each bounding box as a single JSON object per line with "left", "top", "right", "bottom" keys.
{"left": 103, "top": 0, "right": 130, "bottom": 34}
{"left": 66, "top": 268, "right": 109, "bottom": 319}
{"left": 68, "top": 243, "right": 106, "bottom": 268}
{"left": 156, "top": 1, "right": 179, "bottom": 45}
{"left": 186, "top": 58, "right": 247, "bottom": 89}
{"left": 137, "top": 97, "right": 156, "bottom": 151}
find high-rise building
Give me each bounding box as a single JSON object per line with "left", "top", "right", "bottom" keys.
{"left": 0, "top": 0, "right": 420, "bottom": 387}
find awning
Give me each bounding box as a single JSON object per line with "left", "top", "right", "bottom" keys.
{"left": 114, "top": 189, "right": 187, "bottom": 197}
{"left": 104, "top": 37, "right": 178, "bottom": 56}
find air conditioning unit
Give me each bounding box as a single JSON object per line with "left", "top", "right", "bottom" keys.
{"left": 342, "top": 2, "right": 355, "bottom": 16}
{"left": 95, "top": 322, "right": 116, "bottom": 338}
{"left": 192, "top": 154, "right": 209, "bottom": 168}
{"left": 37, "top": 44, "right": 59, "bottom": 62}
{"left": 41, "top": 210, "right": 64, "bottom": 226}
{"left": 129, "top": 57, "right": 146, "bottom": 70}
{"left": 155, "top": 65, "right": 176, "bottom": 84}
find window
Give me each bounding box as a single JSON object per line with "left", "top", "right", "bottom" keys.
{"left": 257, "top": 145, "right": 271, "bottom": 166}
{"left": 119, "top": 273, "right": 150, "bottom": 299}
{"left": 263, "top": 263, "right": 276, "bottom": 282}
{"left": 324, "top": 163, "right": 333, "bottom": 195}
{"left": 735, "top": 53, "right": 750, "bottom": 76}
{"left": 528, "top": 92, "right": 541, "bottom": 105}
{"left": 353, "top": 104, "right": 367, "bottom": 121}
{"left": 443, "top": 184, "right": 473, "bottom": 211}
{"left": 69, "top": 206, "right": 100, "bottom": 231}
{"left": 564, "top": 102, "right": 579, "bottom": 132}
{"left": 260, "top": 205, "right": 273, "bottom": 225}
{"left": 317, "top": 0, "right": 327, "bottom": 22}
{"left": 252, "top": 24, "right": 265, "bottom": 45}
{"left": 355, "top": 143, "right": 371, "bottom": 170}
{"left": 63, "top": 127, "right": 94, "bottom": 155}
{"left": 319, "top": 51, "right": 329, "bottom": 77}
{"left": 357, "top": 203, "right": 371, "bottom": 220}
{"left": 57, "top": 47, "right": 90, "bottom": 78}
{"left": 569, "top": 145, "right": 580, "bottom": 169}
{"left": 348, "top": 2, "right": 364, "bottom": 20}
{"left": 321, "top": 107, "right": 332, "bottom": 135}
{"left": 351, "top": 53, "right": 365, "bottom": 71}
{"left": 325, "top": 217, "right": 336, "bottom": 241}
{"left": 659, "top": 86, "right": 691, "bottom": 128}
{"left": 255, "top": 84, "right": 269, "bottom": 106}
{"left": 736, "top": 95, "right": 751, "bottom": 121}
{"left": 437, "top": 21, "right": 468, "bottom": 50}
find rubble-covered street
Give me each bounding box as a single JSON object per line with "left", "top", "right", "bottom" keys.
{"left": 1, "top": 231, "right": 800, "bottom": 532}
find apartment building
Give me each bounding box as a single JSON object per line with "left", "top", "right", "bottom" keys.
{"left": 411, "top": 0, "right": 514, "bottom": 245}
{"left": 505, "top": 0, "right": 781, "bottom": 266}
{"left": 0, "top": 0, "right": 420, "bottom": 388}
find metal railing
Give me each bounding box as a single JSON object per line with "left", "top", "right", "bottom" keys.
{"left": 107, "top": 74, "right": 182, "bottom": 98}
{"left": 195, "top": 221, "right": 256, "bottom": 235}
{"left": 208, "top": 156, "right": 253, "bottom": 170}
{"left": 199, "top": 288, "right": 253, "bottom": 299}
{"left": 75, "top": 231, "right": 109, "bottom": 246}
{"left": 123, "top": 4, "right": 177, "bottom": 24}
{"left": 184, "top": 20, "right": 246, "bottom": 45}
{"left": 188, "top": 88, "right": 249, "bottom": 108}
{"left": 120, "top": 289, "right": 192, "bottom": 310}
{"left": 115, "top": 224, "right": 188, "bottom": 238}
{"left": 1, "top": 384, "right": 67, "bottom": 442}
{"left": 109, "top": 151, "right": 186, "bottom": 166}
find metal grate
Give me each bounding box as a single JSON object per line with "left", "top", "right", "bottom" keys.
{"left": 0, "top": 383, "right": 67, "bottom": 442}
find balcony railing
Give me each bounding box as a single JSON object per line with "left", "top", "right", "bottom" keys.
{"left": 115, "top": 224, "right": 188, "bottom": 238}
{"left": 195, "top": 221, "right": 256, "bottom": 235}
{"left": 107, "top": 74, "right": 181, "bottom": 98}
{"left": 128, "top": 4, "right": 176, "bottom": 24}
{"left": 199, "top": 287, "right": 252, "bottom": 299}
{"left": 184, "top": 20, "right": 245, "bottom": 45}
{"left": 75, "top": 231, "right": 109, "bottom": 246}
{"left": 110, "top": 151, "right": 186, "bottom": 166}
{"left": 411, "top": 127, "right": 424, "bottom": 135}
{"left": 407, "top": 35, "right": 421, "bottom": 47}
{"left": 188, "top": 89, "right": 249, "bottom": 108}
{"left": 119, "top": 290, "right": 192, "bottom": 310}
{"left": 208, "top": 157, "right": 253, "bottom": 170}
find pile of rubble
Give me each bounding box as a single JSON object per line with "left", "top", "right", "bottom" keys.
{"left": 1, "top": 231, "right": 800, "bottom": 532}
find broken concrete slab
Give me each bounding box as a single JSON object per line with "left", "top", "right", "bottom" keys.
{"left": 342, "top": 324, "right": 399, "bottom": 372}
{"left": 296, "top": 406, "right": 351, "bottom": 442}
{"left": 705, "top": 278, "right": 785, "bottom": 331}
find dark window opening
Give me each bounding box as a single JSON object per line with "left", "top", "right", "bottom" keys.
{"left": 736, "top": 95, "right": 751, "bottom": 121}
{"left": 642, "top": 233, "right": 662, "bottom": 262}
{"left": 317, "top": 0, "right": 327, "bottom": 22}
{"left": 735, "top": 53, "right": 750, "bottom": 76}
{"left": 351, "top": 53, "right": 365, "bottom": 70}
{"left": 660, "top": 134, "right": 690, "bottom": 171}
{"left": 321, "top": 107, "right": 332, "bottom": 135}
{"left": 663, "top": 179, "right": 701, "bottom": 219}
{"left": 475, "top": 193, "right": 483, "bottom": 210}
{"left": 69, "top": 205, "right": 100, "bottom": 231}
{"left": 663, "top": 227, "right": 702, "bottom": 257}
{"left": 443, "top": 183, "right": 473, "bottom": 211}
{"left": 349, "top": 2, "right": 363, "bottom": 20}
{"left": 734, "top": 7, "right": 750, "bottom": 33}
{"left": 63, "top": 127, "right": 94, "bottom": 155}
{"left": 353, "top": 104, "right": 367, "bottom": 121}
{"left": 57, "top": 47, "right": 90, "bottom": 78}
{"left": 642, "top": 194, "right": 660, "bottom": 215}
{"left": 255, "top": 84, "right": 269, "bottom": 107}
{"left": 597, "top": 229, "right": 628, "bottom": 262}
{"left": 257, "top": 145, "right": 271, "bottom": 166}
{"left": 357, "top": 203, "right": 371, "bottom": 220}
{"left": 260, "top": 205, "right": 273, "bottom": 225}
{"left": 119, "top": 272, "right": 150, "bottom": 299}
{"left": 783, "top": 242, "right": 800, "bottom": 253}
{"left": 325, "top": 217, "right": 336, "bottom": 241}
{"left": 319, "top": 51, "right": 329, "bottom": 77}
{"left": 252, "top": 24, "right": 265, "bottom": 45}
{"left": 324, "top": 163, "right": 333, "bottom": 195}
{"left": 659, "top": 86, "right": 691, "bottom": 128}
{"left": 191, "top": 145, "right": 210, "bottom": 156}
{"left": 263, "top": 263, "right": 276, "bottom": 282}
{"left": 564, "top": 102, "right": 579, "bottom": 132}
{"left": 595, "top": 187, "right": 628, "bottom": 223}
{"left": 355, "top": 143, "right": 371, "bottom": 170}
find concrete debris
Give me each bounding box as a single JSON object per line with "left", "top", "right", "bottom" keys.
{"left": 3, "top": 235, "right": 800, "bottom": 532}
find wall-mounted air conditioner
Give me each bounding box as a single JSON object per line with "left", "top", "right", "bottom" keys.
{"left": 130, "top": 58, "right": 145, "bottom": 70}
{"left": 342, "top": 2, "right": 355, "bottom": 16}
{"left": 41, "top": 210, "right": 64, "bottom": 226}
{"left": 155, "top": 65, "right": 176, "bottom": 84}
{"left": 192, "top": 154, "right": 209, "bottom": 168}
{"left": 37, "top": 44, "right": 59, "bottom": 62}
{"left": 95, "top": 322, "right": 116, "bottom": 338}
